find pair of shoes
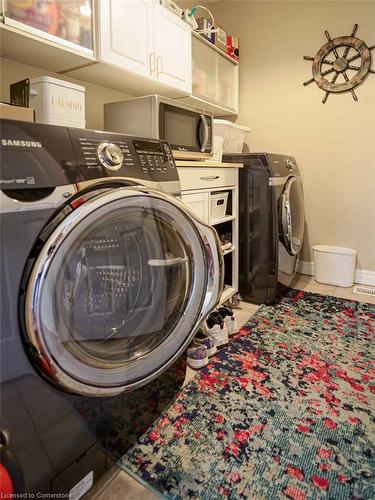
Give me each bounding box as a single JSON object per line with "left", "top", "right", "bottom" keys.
{"left": 204, "top": 310, "right": 228, "bottom": 346}
{"left": 204, "top": 305, "right": 238, "bottom": 346}
{"left": 219, "top": 305, "right": 238, "bottom": 336}
{"left": 187, "top": 329, "right": 217, "bottom": 369}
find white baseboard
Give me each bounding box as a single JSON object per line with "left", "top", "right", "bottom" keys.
{"left": 354, "top": 269, "right": 375, "bottom": 287}
{"left": 296, "top": 260, "right": 375, "bottom": 287}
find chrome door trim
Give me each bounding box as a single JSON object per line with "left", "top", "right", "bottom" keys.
{"left": 25, "top": 187, "right": 209, "bottom": 396}
{"left": 196, "top": 221, "right": 224, "bottom": 317}
{"left": 281, "top": 176, "right": 300, "bottom": 256}
{"left": 172, "top": 195, "right": 224, "bottom": 317}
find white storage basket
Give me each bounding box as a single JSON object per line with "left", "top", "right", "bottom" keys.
{"left": 30, "top": 76, "right": 86, "bottom": 128}
{"left": 210, "top": 192, "right": 229, "bottom": 222}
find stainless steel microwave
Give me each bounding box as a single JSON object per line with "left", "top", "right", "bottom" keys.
{"left": 104, "top": 95, "right": 213, "bottom": 160}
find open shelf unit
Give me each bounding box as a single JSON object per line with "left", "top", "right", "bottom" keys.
{"left": 177, "top": 167, "right": 239, "bottom": 305}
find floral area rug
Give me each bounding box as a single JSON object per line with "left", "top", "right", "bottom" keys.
{"left": 119, "top": 288, "right": 375, "bottom": 499}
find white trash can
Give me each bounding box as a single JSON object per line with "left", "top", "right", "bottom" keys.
{"left": 313, "top": 245, "right": 357, "bottom": 287}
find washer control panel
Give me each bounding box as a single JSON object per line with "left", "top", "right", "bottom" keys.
{"left": 0, "top": 120, "right": 180, "bottom": 188}
{"left": 69, "top": 127, "right": 178, "bottom": 182}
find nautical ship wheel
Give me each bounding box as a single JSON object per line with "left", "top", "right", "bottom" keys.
{"left": 303, "top": 24, "right": 375, "bottom": 103}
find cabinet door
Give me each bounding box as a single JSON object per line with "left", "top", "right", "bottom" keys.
{"left": 218, "top": 56, "right": 239, "bottom": 111}
{"left": 3, "top": 0, "right": 94, "bottom": 52}
{"left": 181, "top": 193, "right": 209, "bottom": 223}
{"left": 192, "top": 35, "right": 218, "bottom": 102}
{"left": 153, "top": 5, "right": 192, "bottom": 92}
{"left": 99, "top": 0, "right": 153, "bottom": 76}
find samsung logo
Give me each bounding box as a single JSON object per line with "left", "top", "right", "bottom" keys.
{"left": 1, "top": 139, "right": 42, "bottom": 148}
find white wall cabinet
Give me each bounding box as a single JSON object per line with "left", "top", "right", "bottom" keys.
{"left": 98, "top": 0, "right": 153, "bottom": 78}
{"left": 177, "top": 164, "right": 241, "bottom": 303}
{"left": 1, "top": 0, "right": 192, "bottom": 98}
{"left": 153, "top": 5, "right": 191, "bottom": 92}
{"left": 177, "top": 33, "right": 239, "bottom": 116}
{"left": 93, "top": 0, "right": 191, "bottom": 94}
{"left": 0, "top": 1, "right": 95, "bottom": 72}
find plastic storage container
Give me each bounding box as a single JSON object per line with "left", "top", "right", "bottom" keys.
{"left": 213, "top": 119, "right": 250, "bottom": 160}
{"left": 30, "top": 76, "right": 86, "bottom": 128}
{"left": 313, "top": 245, "right": 357, "bottom": 287}
{"left": 210, "top": 192, "right": 229, "bottom": 222}
{"left": 212, "top": 119, "right": 231, "bottom": 161}
{"left": 224, "top": 122, "right": 250, "bottom": 153}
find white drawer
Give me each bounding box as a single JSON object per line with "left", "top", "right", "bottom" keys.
{"left": 177, "top": 167, "right": 237, "bottom": 190}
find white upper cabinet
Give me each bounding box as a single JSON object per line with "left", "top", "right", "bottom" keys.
{"left": 0, "top": 0, "right": 95, "bottom": 71}
{"left": 177, "top": 33, "right": 239, "bottom": 116}
{"left": 2, "top": 0, "right": 94, "bottom": 54}
{"left": 98, "top": 0, "right": 153, "bottom": 77}
{"left": 1, "top": 0, "right": 192, "bottom": 96}
{"left": 96, "top": 0, "right": 191, "bottom": 93}
{"left": 153, "top": 5, "right": 192, "bottom": 92}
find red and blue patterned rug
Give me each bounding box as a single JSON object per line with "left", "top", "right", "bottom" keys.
{"left": 119, "top": 287, "right": 375, "bottom": 499}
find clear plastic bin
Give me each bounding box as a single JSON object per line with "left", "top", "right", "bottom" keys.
{"left": 224, "top": 123, "right": 250, "bottom": 153}
{"left": 213, "top": 119, "right": 250, "bottom": 158}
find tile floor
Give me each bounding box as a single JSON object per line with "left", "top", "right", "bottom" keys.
{"left": 86, "top": 274, "right": 375, "bottom": 500}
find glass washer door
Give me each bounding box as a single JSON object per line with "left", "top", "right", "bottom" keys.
{"left": 25, "top": 188, "right": 207, "bottom": 396}
{"left": 280, "top": 177, "right": 305, "bottom": 256}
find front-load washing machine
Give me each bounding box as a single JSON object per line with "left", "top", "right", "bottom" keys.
{"left": 0, "top": 120, "right": 223, "bottom": 496}
{"left": 223, "top": 152, "right": 305, "bottom": 304}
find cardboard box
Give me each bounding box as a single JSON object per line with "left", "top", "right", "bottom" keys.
{"left": 0, "top": 103, "right": 35, "bottom": 122}
{"left": 196, "top": 17, "right": 215, "bottom": 43}
{"left": 30, "top": 76, "right": 86, "bottom": 128}
{"left": 213, "top": 26, "right": 227, "bottom": 52}
{"left": 227, "top": 36, "right": 240, "bottom": 61}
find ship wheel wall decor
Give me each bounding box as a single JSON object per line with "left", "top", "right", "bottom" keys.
{"left": 303, "top": 24, "right": 375, "bottom": 103}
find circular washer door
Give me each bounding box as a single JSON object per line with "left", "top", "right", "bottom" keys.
{"left": 280, "top": 177, "right": 305, "bottom": 256}
{"left": 25, "top": 187, "right": 208, "bottom": 396}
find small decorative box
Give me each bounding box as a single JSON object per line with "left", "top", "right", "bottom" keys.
{"left": 30, "top": 76, "right": 85, "bottom": 128}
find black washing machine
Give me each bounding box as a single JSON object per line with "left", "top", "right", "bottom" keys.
{"left": 0, "top": 120, "right": 223, "bottom": 497}
{"left": 223, "top": 152, "right": 305, "bottom": 304}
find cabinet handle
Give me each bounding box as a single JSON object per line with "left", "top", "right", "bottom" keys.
{"left": 156, "top": 55, "right": 162, "bottom": 77}
{"left": 200, "top": 175, "right": 220, "bottom": 180}
{"left": 149, "top": 52, "right": 156, "bottom": 75}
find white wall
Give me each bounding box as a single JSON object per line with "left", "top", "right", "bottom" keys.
{"left": 210, "top": 1, "right": 375, "bottom": 272}
{"left": 0, "top": 58, "right": 134, "bottom": 130}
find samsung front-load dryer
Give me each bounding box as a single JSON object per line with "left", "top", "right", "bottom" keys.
{"left": 0, "top": 120, "right": 223, "bottom": 496}
{"left": 224, "top": 152, "right": 305, "bottom": 304}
